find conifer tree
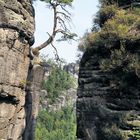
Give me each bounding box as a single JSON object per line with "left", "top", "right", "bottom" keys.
{"left": 33, "top": 0, "right": 76, "bottom": 58}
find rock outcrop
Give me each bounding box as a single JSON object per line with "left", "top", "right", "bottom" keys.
{"left": 0, "top": 0, "right": 44, "bottom": 139}
{"left": 64, "top": 63, "right": 79, "bottom": 77}
{"left": 77, "top": 1, "right": 140, "bottom": 139}
{"left": 77, "top": 47, "right": 140, "bottom": 140}
{"left": 40, "top": 88, "right": 77, "bottom": 111}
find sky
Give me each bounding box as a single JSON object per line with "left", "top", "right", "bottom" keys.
{"left": 33, "top": 0, "right": 99, "bottom": 63}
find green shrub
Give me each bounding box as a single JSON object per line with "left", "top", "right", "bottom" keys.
{"left": 94, "top": 5, "right": 118, "bottom": 27}
{"left": 130, "top": 128, "right": 140, "bottom": 140}
{"left": 35, "top": 106, "right": 76, "bottom": 140}
{"left": 42, "top": 67, "right": 75, "bottom": 104}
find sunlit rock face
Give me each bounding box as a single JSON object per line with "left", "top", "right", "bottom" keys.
{"left": 0, "top": 0, "right": 44, "bottom": 139}
{"left": 76, "top": 47, "right": 140, "bottom": 140}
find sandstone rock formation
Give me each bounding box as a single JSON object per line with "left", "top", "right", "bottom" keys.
{"left": 77, "top": 46, "right": 140, "bottom": 140}
{"left": 0, "top": 0, "right": 44, "bottom": 139}
{"left": 40, "top": 88, "right": 77, "bottom": 112}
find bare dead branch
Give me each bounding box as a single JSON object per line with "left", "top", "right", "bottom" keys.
{"left": 60, "top": 5, "right": 71, "bottom": 16}
{"left": 55, "top": 29, "right": 68, "bottom": 34}
{"left": 56, "top": 11, "right": 71, "bottom": 21}
{"left": 57, "top": 16, "right": 67, "bottom": 31}
{"left": 51, "top": 42, "right": 63, "bottom": 62}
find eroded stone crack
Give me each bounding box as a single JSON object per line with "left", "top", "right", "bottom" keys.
{"left": 0, "top": 22, "right": 34, "bottom": 46}
{"left": 0, "top": 93, "right": 19, "bottom": 105}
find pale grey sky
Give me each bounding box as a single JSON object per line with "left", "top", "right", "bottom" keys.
{"left": 33, "top": 0, "right": 99, "bottom": 63}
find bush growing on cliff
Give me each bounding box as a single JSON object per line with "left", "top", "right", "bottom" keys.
{"left": 130, "top": 128, "right": 140, "bottom": 140}
{"left": 79, "top": 0, "right": 140, "bottom": 73}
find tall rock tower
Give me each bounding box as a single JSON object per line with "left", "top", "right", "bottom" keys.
{"left": 0, "top": 0, "right": 44, "bottom": 139}
{"left": 77, "top": 0, "right": 140, "bottom": 140}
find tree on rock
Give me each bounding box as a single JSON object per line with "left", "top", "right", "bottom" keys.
{"left": 33, "top": 0, "right": 76, "bottom": 60}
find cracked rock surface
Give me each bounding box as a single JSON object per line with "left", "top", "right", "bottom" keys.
{"left": 77, "top": 47, "right": 140, "bottom": 140}
{"left": 0, "top": 0, "right": 44, "bottom": 139}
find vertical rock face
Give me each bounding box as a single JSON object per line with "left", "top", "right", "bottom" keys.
{"left": 77, "top": 46, "right": 140, "bottom": 140}
{"left": 0, "top": 0, "right": 44, "bottom": 139}
{"left": 23, "top": 64, "right": 44, "bottom": 140}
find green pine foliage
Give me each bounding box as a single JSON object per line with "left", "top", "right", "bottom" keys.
{"left": 40, "top": 0, "right": 73, "bottom": 5}
{"left": 42, "top": 66, "right": 75, "bottom": 104}
{"left": 78, "top": 0, "right": 140, "bottom": 74}
{"left": 35, "top": 59, "right": 76, "bottom": 140}
{"left": 35, "top": 106, "right": 76, "bottom": 140}
{"left": 131, "top": 128, "right": 140, "bottom": 140}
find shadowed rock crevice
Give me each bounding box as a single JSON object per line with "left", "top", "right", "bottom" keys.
{"left": 0, "top": 93, "right": 19, "bottom": 105}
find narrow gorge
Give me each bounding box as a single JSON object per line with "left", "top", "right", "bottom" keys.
{"left": 0, "top": 0, "right": 140, "bottom": 140}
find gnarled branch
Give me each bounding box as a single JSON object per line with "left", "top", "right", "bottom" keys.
{"left": 33, "top": 0, "right": 75, "bottom": 55}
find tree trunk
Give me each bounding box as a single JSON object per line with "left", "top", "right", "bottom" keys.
{"left": 0, "top": 0, "right": 44, "bottom": 139}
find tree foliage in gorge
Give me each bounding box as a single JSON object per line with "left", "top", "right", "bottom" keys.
{"left": 35, "top": 106, "right": 76, "bottom": 140}
{"left": 35, "top": 59, "right": 76, "bottom": 140}
{"left": 42, "top": 59, "right": 75, "bottom": 104}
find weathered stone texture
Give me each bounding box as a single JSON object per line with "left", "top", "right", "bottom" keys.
{"left": 77, "top": 47, "right": 140, "bottom": 140}
{"left": 0, "top": 29, "right": 30, "bottom": 140}
{"left": 0, "top": 0, "right": 34, "bottom": 33}
{"left": 23, "top": 64, "right": 44, "bottom": 140}
{"left": 0, "top": 0, "right": 43, "bottom": 139}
